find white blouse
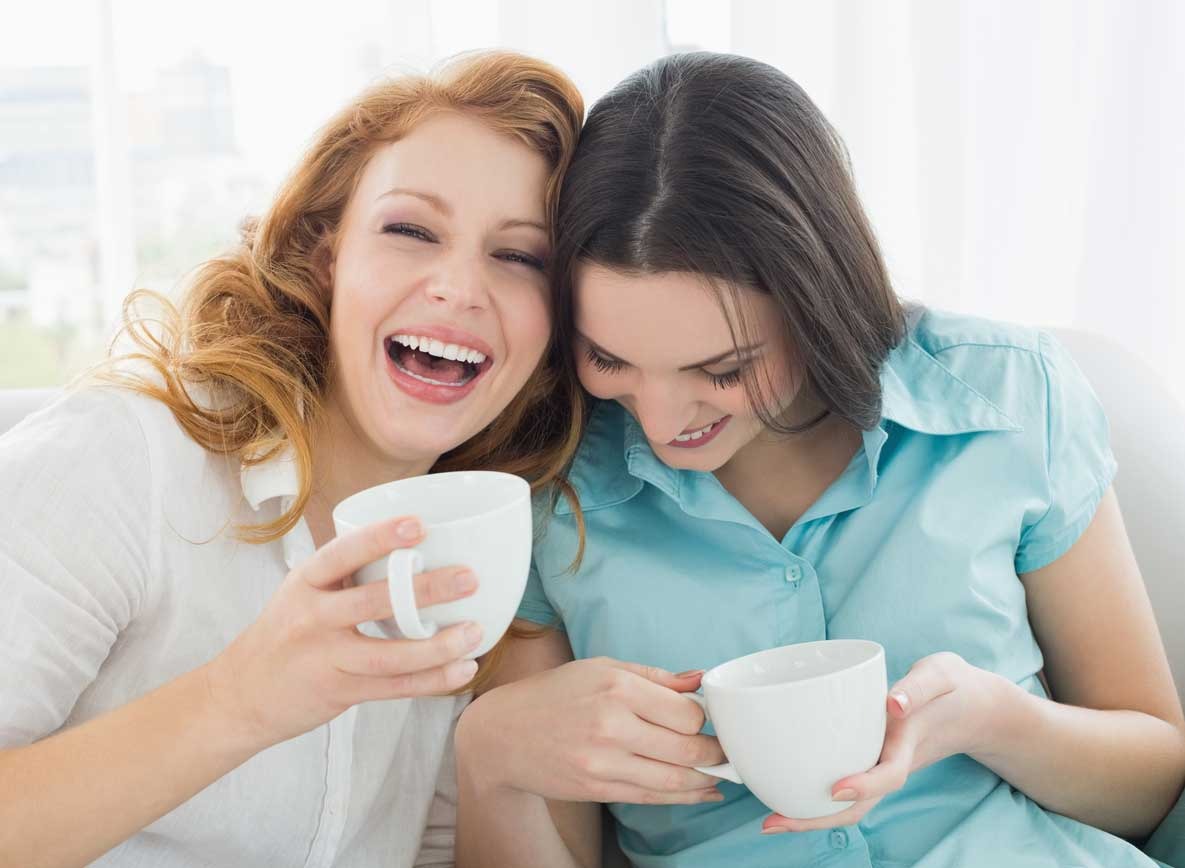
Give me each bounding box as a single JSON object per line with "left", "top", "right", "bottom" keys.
{"left": 0, "top": 385, "right": 466, "bottom": 867}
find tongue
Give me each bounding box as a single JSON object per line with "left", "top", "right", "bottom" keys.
{"left": 397, "top": 346, "right": 471, "bottom": 384}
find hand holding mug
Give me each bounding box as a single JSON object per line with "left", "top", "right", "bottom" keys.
{"left": 762, "top": 651, "right": 997, "bottom": 833}
{"left": 333, "top": 471, "right": 532, "bottom": 658}
{"left": 202, "top": 516, "right": 484, "bottom": 752}
{"left": 458, "top": 657, "right": 727, "bottom": 806}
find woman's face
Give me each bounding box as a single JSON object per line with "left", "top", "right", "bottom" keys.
{"left": 327, "top": 111, "right": 552, "bottom": 467}
{"left": 574, "top": 265, "right": 802, "bottom": 473}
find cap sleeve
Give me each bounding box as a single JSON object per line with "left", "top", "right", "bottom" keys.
{"left": 1015, "top": 332, "right": 1118, "bottom": 574}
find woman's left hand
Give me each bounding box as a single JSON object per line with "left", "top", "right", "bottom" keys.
{"left": 762, "top": 651, "right": 1005, "bottom": 834}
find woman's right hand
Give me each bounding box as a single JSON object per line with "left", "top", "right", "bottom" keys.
{"left": 458, "top": 657, "right": 727, "bottom": 806}
{"left": 202, "top": 515, "right": 483, "bottom": 751}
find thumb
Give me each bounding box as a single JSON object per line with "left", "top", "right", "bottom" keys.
{"left": 611, "top": 660, "right": 705, "bottom": 692}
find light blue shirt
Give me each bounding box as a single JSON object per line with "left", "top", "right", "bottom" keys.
{"left": 518, "top": 309, "right": 1165, "bottom": 867}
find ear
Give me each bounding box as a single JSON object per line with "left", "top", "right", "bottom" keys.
{"left": 312, "top": 234, "right": 336, "bottom": 292}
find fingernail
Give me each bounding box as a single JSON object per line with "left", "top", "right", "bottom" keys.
{"left": 833, "top": 788, "right": 858, "bottom": 802}
{"left": 453, "top": 570, "right": 477, "bottom": 595}
{"left": 675, "top": 669, "right": 704, "bottom": 679}
{"left": 890, "top": 691, "right": 910, "bottom": 714}
{"left": 396, "top": 518, "right": 422, "bottom": 541}
{"left": 702, "top": 789, "right": 725, "bottom": 802}
{"left": 463, "top": 622, "right": 483, "bottom": 647}
{"left": 761, "top": 826, "right": 791, "bottom": 835}
{"left": 448, "top": 659, "right": 479, "bottom": 683}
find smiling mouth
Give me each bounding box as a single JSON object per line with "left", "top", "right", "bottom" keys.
{"left": 384, "top": 334, "right": 491, "bottom": 388}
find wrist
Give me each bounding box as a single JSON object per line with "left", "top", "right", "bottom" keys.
{"left": 455, "top": 692, "right": 515, "bottom": 796}
{"left": 193, "top": 660, "right": 277, "bottom": 760}
{"left": 965, "top": 669, "right": 1035, "bottom": 763}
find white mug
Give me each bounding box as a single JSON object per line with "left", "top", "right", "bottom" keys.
{"left": 687, "top": 639, "right": 887, "bottom": 819}
{"left": 331, "top": 471, "right": 532, "bottom": 659}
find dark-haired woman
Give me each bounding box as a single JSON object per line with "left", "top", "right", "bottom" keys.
{"left": 455, "top": 52, "right": 1185, "bottom": 868}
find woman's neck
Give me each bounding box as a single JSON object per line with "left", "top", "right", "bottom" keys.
{"left": 302, "top": 398, "right": 436, "bottom": 548}
{"left": 714, "top": 398, "right": 864, "bottom": 542}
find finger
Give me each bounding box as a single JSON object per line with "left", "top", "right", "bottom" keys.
{"left": 317, "top": 566, "right": 477, "bottom": 628}
{"left": 761, "top": 796, "right": 881, "bottom": 834}
{"left": 349, "top": 657, "right": 480, "bottom": 702}
{"left": 829, "top": 754, "right": 910, "bottom": 803}
{"left": 609, "top": 660, "right": 705, "bottom": 692}
{"left": 888, "top": 655, "right": 958, "bottom": 718}
{"left": 626, "top": 719, "right": 726, "bottom": 769}
{"left": 606, "top": 753, "right": 722, "bottom": 792}
{"left": 591, "top": 663, "right": 708, "bottom": 735}
{"left": 297, "top": 517, "right": 423, "bottom": 590}
{"left": 620, "top": 676, "right": 710, "bottom": 736}
{"left": 335, "top": 622, "right": 483, "bottom": 677}
{"left": 597, "top": 782, "right": 724, "bottom": 807}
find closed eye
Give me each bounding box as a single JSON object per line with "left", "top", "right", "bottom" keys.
{"left": 585, "top": 346, "right": 625, "bottom": 374}
{"left": 495, "top": 250, "right": 546, "bottom": 270}
{"left": 707, "top": 368, "right": 745, "bottom": 389}
{"left": 383, "top": 223, "right": 436, "bottom": 242}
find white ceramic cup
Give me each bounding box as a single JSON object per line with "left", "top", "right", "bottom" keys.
{"left": 331, "top": 471, "right": 531, "bottom": 659}
{"left": 687, "top": 639, "right": 887, "bottom": 819}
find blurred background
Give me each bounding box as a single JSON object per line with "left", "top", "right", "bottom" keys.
{"left": 1, "top": 0, "right": 1182, "bottom": 398}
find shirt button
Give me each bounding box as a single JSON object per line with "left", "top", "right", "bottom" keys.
{"left": 784, "top": 564, "right": 803, "bottom": 583}
{"left": 829, "top": 829, "right": 849, "bottom": 850}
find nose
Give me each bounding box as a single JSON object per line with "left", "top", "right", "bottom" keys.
{"left": 630, "top": 381, "right": 697, "bottom": 445}
{"left": 426, "top": 252, "right": 490, "bottom": 312}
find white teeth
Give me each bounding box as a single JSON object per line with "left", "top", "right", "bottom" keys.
{"left": 673, "top": 421, "right": 717, "bottom": 443}
{"left": 391, "top": 334, "right": 488, "bottom": 366}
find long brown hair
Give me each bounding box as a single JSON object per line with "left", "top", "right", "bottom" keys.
{"left": 94, "top": 51, "right": 587, "bottom": 690}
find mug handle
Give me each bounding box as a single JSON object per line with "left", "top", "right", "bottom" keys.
{"left": 685, "top": 693, "right": 744, "bottom": 785}
{"left": 386, "top": 549, "right": 439, "bottom": 640}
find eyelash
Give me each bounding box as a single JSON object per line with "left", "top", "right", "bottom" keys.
{"left": 382, "top": 223, "right": 545, "bottom": 271}
{"left": 584, "top": 347, "right": 745, "bottom": 390}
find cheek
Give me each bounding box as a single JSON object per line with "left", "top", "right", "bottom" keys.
{"left": 504, "top": 285, "right": 551, "bottom": 369}
{"left": 575, "top": 364, "right": 621, "bottom": 399}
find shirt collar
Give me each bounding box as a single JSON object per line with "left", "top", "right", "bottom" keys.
{"left": 561, "top": 317, "right": 1022, "bottom": 514}
{"left": 240, "top": 444, "right": 300, "bottom": 511}
{"left": 878, "top": 333, "right": 1021, "bottom": 436}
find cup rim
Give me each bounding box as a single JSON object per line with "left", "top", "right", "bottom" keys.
{"left": 332, "top": 470, "right": 530, "bottom": 532}
{"left": 702, "top": 639, "right": 884, "bottom": 693}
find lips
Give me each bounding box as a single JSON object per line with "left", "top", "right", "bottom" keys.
{"left": 382, "top": 325, "right": 495, "bottom": 406}
{"left": 666, "top": 416, "right": 731, "bottom": 449}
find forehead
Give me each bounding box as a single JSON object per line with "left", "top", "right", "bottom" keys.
{"left": 574, "top": 264, "right": 774, "bottom": 356}
{"left": 351, "top": 111, "right": 549, "bottom": 217}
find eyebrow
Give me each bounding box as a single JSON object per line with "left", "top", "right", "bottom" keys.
{"left": 377, "top": 187, "right": 545, "bottom": 233}
{"left": 579, "top": 332, "right": 765, "bottom": 371}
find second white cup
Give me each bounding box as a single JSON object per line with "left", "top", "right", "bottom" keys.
{"left": 332, "top": 470, "right": 532, "bottom": 659}
{"left": 688, "top": 639, "right": 887, "bottom": 819}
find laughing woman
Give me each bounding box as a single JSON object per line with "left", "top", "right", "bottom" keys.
{"left": 0, "top": 52, "right": 582, "bottom": 867}
{"left": 455, "top": 53, "right": 1185, "bottom": 868}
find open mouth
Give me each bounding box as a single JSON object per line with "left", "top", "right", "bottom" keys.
{"left": 667, "top": 415, "right": 731, "bottom": 449}
{"left": 384, "top": 334, "right": 491, "bottom": 388}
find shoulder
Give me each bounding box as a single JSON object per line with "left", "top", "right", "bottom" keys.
{"left": 0, "top": 385, "right": 154, "bottom": 484}
{"left": 907, "top": 307, "right": 1078, "bottom": 430}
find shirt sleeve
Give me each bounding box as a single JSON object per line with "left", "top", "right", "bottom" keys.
{"left": 413, "top": 694, "right": 470, "bottom": 868}
{"left": 1014, "top": 332, "right": 1119, "bottom": 574}
{"left": 0, "top": 387, "right": 156, "bottom": 746}
{"left": 515, "top": 559, "right": 560, "bottom": 627}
